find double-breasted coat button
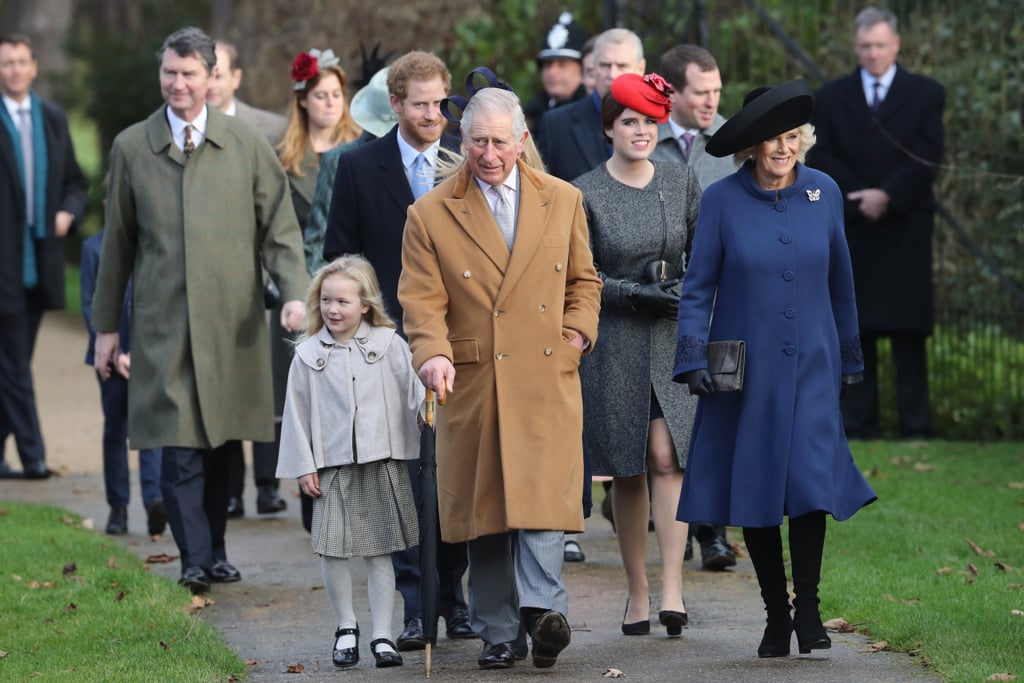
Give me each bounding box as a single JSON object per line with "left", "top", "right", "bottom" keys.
{"left": 784, "top": 307, "right": 796, "bottom": 318}
{"left": 780, "top": 233, "right": 792, "bottom": 244}
{"left": 783, "top": 270, "right": 795, "bottom": 281}
{"left": 544, "top": 348, "right": 553, "bottom": 356}
{"left": 463, "top": 270, "right": 471, "bottom": 278}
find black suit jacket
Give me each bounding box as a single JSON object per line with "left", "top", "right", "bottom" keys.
{"left": 0, "top": 96, "right": 87, "bottom": 315}
{"left": 807, "top": 65, "right": 944, "bottom": 332}
{"left": 323, "top": 126, "right": 461, "bottom": 330}
{"left": 537, "top": 92, "right": 608, "bottom": 182}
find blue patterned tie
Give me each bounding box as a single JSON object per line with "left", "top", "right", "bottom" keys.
{"left": 870, "top": 81, "right": 882, "bottom": 111}
{"left": 411, "top": 153, "right": 432, "bottom": 199}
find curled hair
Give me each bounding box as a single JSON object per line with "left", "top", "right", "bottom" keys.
{"left": 157, "top": 27, "right": 216, "bottom": 74}
{"left": 304, "top": 255, "right": 395, "bottom": 339}
{"left": 387, "top": 51, "right": 451, "bottom": 102}
{"left": 278, "top": 63, "right": 362, "bottom": 176}
{"left": 732, "top": 122, "right": 817, "bottom": 165}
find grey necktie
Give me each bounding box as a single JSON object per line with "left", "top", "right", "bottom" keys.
{"left": 680, "top": 131, "right": 695, "bottom": 160}
{"left": 490, "top": 184, "right": 515, "bottom": 249}
{"left": 18, "top": 108, "right": 34, "bottom": 226}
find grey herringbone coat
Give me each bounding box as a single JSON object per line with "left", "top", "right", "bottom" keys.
{"left": 574, "top": 162, "right": 700, "bottom": 476}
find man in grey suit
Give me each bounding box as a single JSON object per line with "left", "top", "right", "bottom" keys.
{"left": 649, "top": 44, "right": 738, "bottom": 572}
{"left": 207, "top": 38, "right": 289, "bottom": 519}
{"left": 649, "top": 45, "right": 736, "bottom": 190}
{"left": 208, "top": 40, "right": 286, "bottom": 143}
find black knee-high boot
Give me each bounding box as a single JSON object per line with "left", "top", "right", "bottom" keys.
{"left": 788, "top": 511, "right": 831, "bottom": 653}
{"left": 742, "top": 526, "right": 792, "bottom": 657}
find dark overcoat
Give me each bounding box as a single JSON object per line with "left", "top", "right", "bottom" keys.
{"left": 536, "top": 92, "right": 607, "bottom": 182}
{"left": 91, "top": 106, "right": 308, "bottom": 450}
{"left": 673, "top": 163, "right": 876, "bottom": 527}
{"left": 398, "top": 160, "right": 602, "bottom": 543}
{"left": 807, "top": 65, "right": 945, "bottom": 333}
{"left": 0, "top": 97, "right": 87, "bottom": 314}
{"left": 323, "top": 126, "right": 461, "bottom": 330}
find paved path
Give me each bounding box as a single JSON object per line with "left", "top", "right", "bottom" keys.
{"left": 1, "top": 314, "right": 939, "bottom": 681}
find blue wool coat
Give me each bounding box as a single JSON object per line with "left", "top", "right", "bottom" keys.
{"left": 672, "top": 161, "right": 876, "bottom": 527}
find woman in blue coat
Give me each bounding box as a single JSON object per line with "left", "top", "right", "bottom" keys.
{"left": 672, "top": 80, "right": 876, "bottom": 658}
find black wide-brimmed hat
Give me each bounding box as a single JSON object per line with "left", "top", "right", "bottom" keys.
{"left": 705, "top": 79, "right": 814, "bottom": 158}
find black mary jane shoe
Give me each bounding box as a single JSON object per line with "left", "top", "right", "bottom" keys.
{"left": 333, "top": 627, "right": 359, "bottom": 668}
{"left": 658, "top": 609, "right": 688, "bottom": 637}
{"left": 370, "top": 638, "right": 403, "bottom": 668}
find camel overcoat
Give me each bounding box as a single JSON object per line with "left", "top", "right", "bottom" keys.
{"left": 91, "top": 106, "right": 308, "bottom": 450}
{"left": 398, "top": 160, "right": 602, "bottom": 543}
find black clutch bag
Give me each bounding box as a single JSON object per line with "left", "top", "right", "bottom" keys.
{"left": 707, "top": 340, "right": 745, "bottom": 392}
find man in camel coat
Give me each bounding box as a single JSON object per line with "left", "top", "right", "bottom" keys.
{"left": 398, "top": 87, "right": 601, "bottom": 671}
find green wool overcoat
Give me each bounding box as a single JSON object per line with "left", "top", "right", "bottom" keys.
{"left": 91, "top": 106, "right": 308, "bottom": 450}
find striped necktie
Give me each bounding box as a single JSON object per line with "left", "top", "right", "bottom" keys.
{"left": 183, "top": 124, "right": 196, "bottom": 157}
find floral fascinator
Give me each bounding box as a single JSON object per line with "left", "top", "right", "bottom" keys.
{"left": 610, "top": 73, "right": 674, "bottom": 123}
{"left": 291, "top": 48, "right": 340, "bottom": 91}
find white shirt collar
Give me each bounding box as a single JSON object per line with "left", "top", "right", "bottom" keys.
{"left": 861, "top": 64, "right": 897, "bottom": 101}
{"left": 396, "top": 129, "right": 440, "bottom": 170}
{"left": 667, "top": 117, "right": 701, "bottom": 139}
{"left": 223, "top": 99, "right": 237, "bottom": 117}
{"left": 3, "top": 93, "right": 30, "bottom": 122}
{"left": 475, "top": 164, "right": 520, "bottom": 211}
{"left": 165, "top": 104, "right": 209, "bottom": 152}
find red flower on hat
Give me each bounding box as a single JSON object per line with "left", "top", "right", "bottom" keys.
{"left": 643, "top": 73, "right": 673, "bottom": 97}
{"left": 291, "top": 53, "right": 319, "bottom": 84}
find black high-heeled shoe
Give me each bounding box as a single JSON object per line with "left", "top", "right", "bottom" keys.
{"left": 621, "top": 598, "right": 650, "bottom": 635}
{"left": 333, "top": 626, "right": 359, "bottom": 668}
{"left": 793, "top": 609, "right": 831, "bottom": 653}
{"left": 658, "top": 609, "right": 688, "bottom": 637}
{"left": 758, "top": 612, "right": 793, "bottom": 658}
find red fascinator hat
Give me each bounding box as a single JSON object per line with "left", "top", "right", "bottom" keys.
{"left": 610, "top": 73, "right": 673, "bottom": 123}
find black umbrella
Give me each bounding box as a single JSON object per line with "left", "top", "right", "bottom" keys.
{"left": 418, "top": 388, "right": 441, "bottom": 677}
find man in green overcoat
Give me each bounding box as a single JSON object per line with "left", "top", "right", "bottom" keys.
{"left": 91, "top": 27, "right": 308, "bottom": 594}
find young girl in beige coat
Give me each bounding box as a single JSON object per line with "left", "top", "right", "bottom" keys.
{"left": 277, "top": 255, "right": 422, "bottom": 669}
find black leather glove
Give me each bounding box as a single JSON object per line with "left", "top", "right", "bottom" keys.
{"left": 681, "top": 368, "right": 716, "bottom": 397}
{"left": 628, "top": 282, "right": 680, "bottom": 320}
{"left": 840, "top": 372, "right": 864, "bottom": 399}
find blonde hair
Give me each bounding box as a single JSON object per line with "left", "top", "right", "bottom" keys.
{"left": 278, "top": 64, "right": 362, "bottom": 176}
{"left": 303, "top": 255, "right": 395, "bottom": 338}
{"left": 733, "top": 122, "right": 817, "bottom": 165}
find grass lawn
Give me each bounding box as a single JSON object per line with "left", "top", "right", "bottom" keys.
{"left": 0, "top": 502, "right": 245, "bottom": 682}
{"left": 820, "top": 440, "right": 1024, "bottom": 681}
